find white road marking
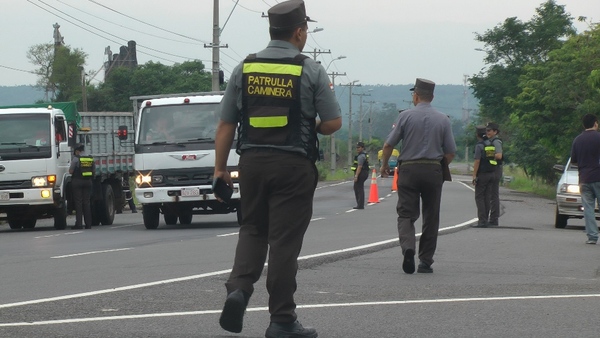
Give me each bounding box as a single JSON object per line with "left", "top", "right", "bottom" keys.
{"left": 1, "top": 293, "right": 599, "bottom": 327}
{"left": 311, "top": 217, "right": 325, "bottom": 221}
{"left": 110, "top": 223, "right": 144, "bottom": 229}
{"left": 217, "top": 232, "right": 239, "bottom": 237}
{"left": 51, "top": 248, "right": 132, "bottom": 259}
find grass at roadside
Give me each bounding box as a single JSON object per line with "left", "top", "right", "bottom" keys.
{"left": 502, "top": 166, "right": 556, "bottom": 199}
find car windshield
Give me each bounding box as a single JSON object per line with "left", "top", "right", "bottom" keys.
{"left": 138, "top": 103, "right": 220, "bottom": 145}
{"left": 0, "top": 113, "right": 51, "bottom": 150}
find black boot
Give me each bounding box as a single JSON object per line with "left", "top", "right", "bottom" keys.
{"left": 219, "top": 289, "right": 250, "bottom": 333}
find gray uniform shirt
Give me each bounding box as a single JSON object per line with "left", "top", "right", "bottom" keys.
{"left": 385, "top": 102, "right": 456, "bottom": 161}
{"left": 220, "top": 40, "right": 341, "bottom": 154}
{"left": 357, "top": 153, "right": 367, "bottom": 168}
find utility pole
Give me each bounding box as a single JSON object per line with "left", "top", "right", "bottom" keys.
{"left": 353, "top": 92, "right": 371, "bottom": 141}
{"left": 205, "top": 0, "right": 228, "bottom": 91}
{"left": 81, "top": 68, "right": 88, "bottom": 112}
{"left": 365, "top": 100, "right": 376, "bottom": 142}
{"left": 339, "top": 81, "right": 361, "bottom": 168}
{"left": 327, "top": 71, "right": 346, "bottom": 174}
{"left": 306, "top": 48, "right": 331, "bottom": 61}
{"left": 462, "top": 74, "right": 470, "bottom": 172}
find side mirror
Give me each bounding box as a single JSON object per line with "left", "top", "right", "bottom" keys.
{"left": 118, "top": 125, "right": 129, "bottom": 140}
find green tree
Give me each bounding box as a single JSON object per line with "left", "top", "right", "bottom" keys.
{"left": 26, "top": 43, "right": 55, "bottom": 98}
{"left": 51, "top": 46, "right": 87, "bottom": 102}
{"left": 469, "top": 0, "right": 576, "bottom": 182}
{"left": 508, "top": 24, "right": 600, "bottom": 182}
{"left": 87, "top": 60, "right": 212, "bottom": 112}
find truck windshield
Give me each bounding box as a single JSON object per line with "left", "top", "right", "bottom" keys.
{"left": 0, "top": 114, "right": 51, "bottom": 150}
{"left": 138, "top": 103, "right": 220, "bottom": 145}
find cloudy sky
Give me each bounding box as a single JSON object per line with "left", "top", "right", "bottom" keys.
{"left": 1, "top": 0, "right": 597, "bottom": 87}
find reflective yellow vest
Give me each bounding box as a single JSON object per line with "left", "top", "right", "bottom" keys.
{"left": 238, "top": 54, "right": 318, "bottom": 161}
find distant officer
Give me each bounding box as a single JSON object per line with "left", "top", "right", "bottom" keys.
{"left": 472, "top": 126, "right": 494, "bottom": 227}
{"left": 380, "top": 78, "right": 456, "bottom": 274}
{"left": 351, "top": 141, "right": 369, "bottom": 209}
{"left": 485, "top": 122, "right": 503, "bottom": 226}
{"left": 214, "top": 1, "right": 341, "bottom": 337}
{"left": 69, "top": 143, "right": 95, "bottom": 229}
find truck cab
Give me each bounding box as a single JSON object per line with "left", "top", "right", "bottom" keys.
{"left": 0, "top": 105, "right": 71, "bottom": 229}
{"left": 129, "top": 92, "right": 241, "bottom": 229}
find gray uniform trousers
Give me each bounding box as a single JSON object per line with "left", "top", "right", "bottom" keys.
{"left": 474, "top": 171, "right": 495, "bottom": 224}
{"left": 396, "top": 163, "right": 443, "bottom": 266}
{"left": 72, "top": 178, "right": 92, "bottom": 227}
{"left": 489, "top": 165, "right": 503, "bottom": 224}
{"left": 225, "top": 150, "right": 317, "bottom": 323}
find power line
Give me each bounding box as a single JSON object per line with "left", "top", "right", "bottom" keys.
{"left": 0, "top": 64, "right": 36, "bottom": 75}
{"left": 55, "top": 0, "right": 204, "bottom": 46}
{"left": 88, "top": 0, "right": 210, "bottom": 44}
{"left": 31, "top": 0, "right": 203, "bottom": 63}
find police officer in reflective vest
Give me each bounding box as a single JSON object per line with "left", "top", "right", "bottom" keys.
{"left": 214, "top": 1, "right": 341, "bottom": 336}
{"left": 352, "top": 141, "right": 369, "bottom": 209}
{"left": 69, "top": 143, "right": 95, "bottom": 229}
{"left": 472, "top": 126, "right": 495, "bottom": 227}
{"left": 484, "top": 122, "right": 503, "bottom": 226}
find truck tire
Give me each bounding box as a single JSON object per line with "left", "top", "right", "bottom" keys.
{"left": 99, "top": 184, "right": 115, "bottom": 225}
{"left": 143, "top": 205, "right": 160, "bottom": 229}
{"left": 236, "top": 207, "right": 242, "bottom": 225}
{"left": 7, "top": 213, "right": 36, "bottom": 229}
{"left": 54, "top": 200, "right": 68, "bottom": 230}
{"left": 164, "top": 212, "right": 177, "bottom": 225}
{"left": 179, "top": 210, "right": 193, "bottom": 225}
{"left": 554, "top": 206, "right": 568, "bottom": 228}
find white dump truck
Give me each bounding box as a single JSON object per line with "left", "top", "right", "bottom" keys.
{"left": 0, "top": 102, "right": 135, "bottom": 229}
{"left": 125, "top": 92, "right": 241, "bottom": 229}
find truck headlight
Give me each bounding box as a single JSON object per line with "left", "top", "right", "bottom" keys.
{"left": 136, "top": 173, "right": 163, "bottom": 187}
{"left": 560, "top": 183, "right": 579, "bottom": 194}
{"left": 32, "top": 175, "right": 56, "bottom": 187}
{"left": 230, "top": 171, "right": 239, "bottom": 179}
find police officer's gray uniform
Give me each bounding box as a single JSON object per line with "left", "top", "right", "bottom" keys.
{"left": 384, "top": 78, "right": 456, "bottom": 271}
{"left": 218, "top": 1, "right": 340, "bottom": 336}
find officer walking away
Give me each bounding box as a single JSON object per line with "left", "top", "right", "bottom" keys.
{"left": 69, "top": 143, "right": 95, "bottom": 229}
{"left": 352, "top": 141, "right": 369, "bottom": 209}
{"left": 570, "top": 113, "right": 600, "bottom": 244}
{"left": 214, "top": 1, "right": 342, "bottom": 337}
{"left": 472, "top": 126, "right": 495, "bottom": 227}
{"left": 380, "top": 78, "right": 456, "bottom": 274}
{"left": 485, "top": 122, "right": 503, "bottom": 226}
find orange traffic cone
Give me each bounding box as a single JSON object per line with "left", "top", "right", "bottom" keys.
{"left": 368, "top": 169, "right": 380, "bottom": 204}
{"left": 392, "top": 167, "right": 398, "bottom": 192}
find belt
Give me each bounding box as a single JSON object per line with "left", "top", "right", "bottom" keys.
{"left": 402, "top": 159, "right": 440, "bottom": 165}
{"left": 242, "top": 147, "right": 305, "bottom": 158}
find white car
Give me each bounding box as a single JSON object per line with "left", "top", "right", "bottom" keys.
{"left": 553, "top": 158, "right": 600, "bottom": 228}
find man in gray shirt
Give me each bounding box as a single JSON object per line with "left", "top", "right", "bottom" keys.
{"left": 214, "top": 1, "right": 341, "bottom": 337}
{"left": 381, "top": 78, "right": 456, "bottom": 274}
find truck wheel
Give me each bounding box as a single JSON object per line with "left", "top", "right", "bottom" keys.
{"left": 164, "top": 212, "right": 177, "bottom": 225}
{"left": 21, "top": 218, "right": 36, "bottom": 229}
{"left": 54, "top": 200, "right": 68, "bottom": 230}
{"left": 99, "top": 184, "right": 115, "bottom": 225}
{"left": 7, "top": 219, "right": 23, "bottom": 230}
{"left": 143, "top": 205, "right": 160, "bottom": 229}
{"left": 554, "top": 206, "right": 568, "bottom": 228}
{"left": 179, "top": 210, "right": 193, "bottom": 225}
{"left": 236, "top": 208, "right": 242, "bottom": 225}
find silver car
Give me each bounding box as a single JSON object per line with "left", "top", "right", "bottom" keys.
{"left": 553, "top": 158, "right": 600, "bottom": 228}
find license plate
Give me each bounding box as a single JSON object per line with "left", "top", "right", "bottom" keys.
{"left": 0, "top": 192, "right": 9, "bottom": 200}
{"left": 181, "top": 188, "right": 200, "bottom": 197}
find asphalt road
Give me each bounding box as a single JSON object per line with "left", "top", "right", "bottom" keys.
{"left": 0, "top": 174, "right": 598, "bottom": 338}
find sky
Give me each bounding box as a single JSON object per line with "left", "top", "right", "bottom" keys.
{"left": 1, "top": 0, "right": 598, "bottom": 88}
